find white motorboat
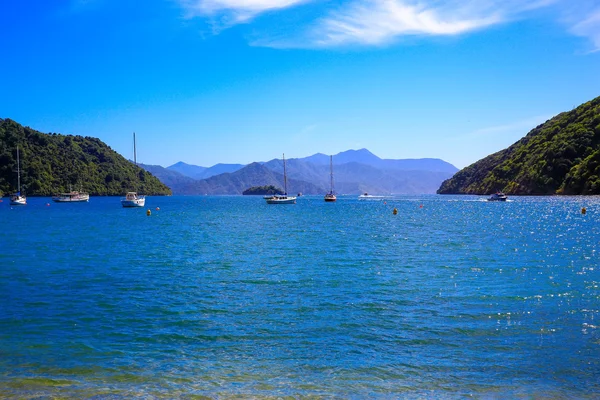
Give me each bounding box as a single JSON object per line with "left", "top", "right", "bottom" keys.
{"left": 358, "top": 193, "right": 385, "bottom": 200}
{"left": 121, "top": 191, "right": 146, "bottom": 207}
{"left": 488, "top": 192, "right": 508, "bottom": 201}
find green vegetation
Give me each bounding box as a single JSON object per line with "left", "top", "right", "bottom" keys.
{"left": 0, "top": 118, "right": 171, "bottom": 196}
{"left": 438, "top": 95, "right": 600, "bottom": 195}
{"left": 242, "top": 185, "right": 283, "bottom": 195}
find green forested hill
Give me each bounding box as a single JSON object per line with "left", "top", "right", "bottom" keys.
{"left": 0, "top": 118, "right": 171, "bottom": 196}
{"left": 438, "top": 96, "right": 600, "bottom": 195}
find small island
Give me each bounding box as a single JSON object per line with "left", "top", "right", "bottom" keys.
{"left": 242, "top": 185, "right": 283, "bottom": 195}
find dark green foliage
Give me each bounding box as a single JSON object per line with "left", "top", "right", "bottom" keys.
{"left": 242, "top": 185, "right": 283, "bottom": 195}
{"left": 438, "top": 96, "right": 600, "bottom": 195}
{"left": 0, "top": 118, "right": 171, "bottom": 196}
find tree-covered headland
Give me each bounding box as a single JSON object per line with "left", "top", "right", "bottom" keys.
{"left": 0, "top": 118, "right": 171, "bottom": 196}
{"left": 438, "top": 95, "right": 600, "bottom": 195}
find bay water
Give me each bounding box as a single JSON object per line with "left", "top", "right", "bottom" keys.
{"left": 1, "top": 195, "right": 599, "bottom": 398}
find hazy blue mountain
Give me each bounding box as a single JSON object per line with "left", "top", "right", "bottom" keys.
{"left": 202, "top": 163, "right": 245, "bottom": 179}
{"left": 296, "top": 149, "right": 458, "bottom": 173}
{"left": 155, "top": 149, "right": 458, "bottom": 195}
{"left": 333, "top": 162, "right": 453, "bottom": 194}
{"left": 167, "top": 161, "right": 244, "bottom": 180}
{"left": 139, "top": 163, "right": 198, "bottom": 192}
{"left": 167, "top": 161, "right": 207, "bottom": 180}
{"left": 152, "top": 162, "right": 320, "bottom": 195}
{"left": 332, "top": 149, "right": 382, "bottom": 166}
{"left": 261, "top": 157, "right": 456, "bottom": 194}
{"left": 300, "top": 152, "right": 330, "bottom": 165}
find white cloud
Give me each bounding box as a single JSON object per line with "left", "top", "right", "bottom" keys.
{"left": 567, "top": 6, "right": 600, "bottom": 52}
{"left": 466, "top": 115, "right": 553, "bottom": 138}
{"left": 177, "top": 0, "right": 306, "bottom": 24}
{"left": 312, "top": 0, "right": 556, "bottom": 47}
{"left": 176, "top": 0, "right": 600, "bottom": 51}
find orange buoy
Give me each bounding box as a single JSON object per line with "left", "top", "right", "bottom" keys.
{"left": 582, "top": 207, "right": 587, "bottom": 215}
{"left": 146, "top": 209, "right": 151, "bottom": 216}
{"left": 393, "top": 208, "right": 398, "bottom": 215}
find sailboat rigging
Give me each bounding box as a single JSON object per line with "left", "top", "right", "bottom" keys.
{"left": 265, "top": 154, "right": 296, "bottom": 204}
{"left": 121, "top": 132, "right": 146, "bottom": 207}
{"left": 10, "top": 146, "right": 27, "bottom": 206}
{"left": 324, "top": 155, "right": 336, "bottom": 202}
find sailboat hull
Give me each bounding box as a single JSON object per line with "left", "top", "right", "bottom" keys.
{"left": 12, "top": 147, "right": 26, "bottom": 205}
{"left": 266, "top": 153, "right": 295, "bottom": 205}
{"left": 10, "top": 195, "right": 26, "bottom": 206}
{"left": 122, "top": 133, "right": 145, "bottom": 207}
{"left": 324, "top": 155, "right": 336, "bottom": 202}
{"left": 265, "top": 196, "right": 296, "bottom": 204}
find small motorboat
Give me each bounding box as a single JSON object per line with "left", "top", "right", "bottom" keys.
{"left": 121, "top": 191, "right": 146, "bottom": 207}
{"left": 358, "top": 193, "right": 385, "bottom": 200}
{"left": 488, "top": 192, "right": 508, "bottom": 201}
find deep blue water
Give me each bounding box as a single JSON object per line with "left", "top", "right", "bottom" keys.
{"left": 1, "top": 195, "right": 599, "bottom": 398}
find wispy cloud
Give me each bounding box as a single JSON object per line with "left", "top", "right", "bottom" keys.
{"left": 465, "top": 115, "right": 553, "bottom": 139}
{"left": 565, "top": 4, "right": 600, "bottom": 52}
{"left": 177, "top": 0, "right": 307, "bottom": 26}
{"left": 176, "top": 0, "right": 600, "bottom": 51}
{"left": 312, "top": 0, "right": 556, "bottom": 47}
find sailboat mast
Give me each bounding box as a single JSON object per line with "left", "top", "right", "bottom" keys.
{"left": 330, "top": 155, "right": 333, "bottom": 193}
{"left": 283, "top": 153, "right": 287, "bottom": 195}
{"left": 17, "top": 146, "right": 20, "bottom": 192}
{"left": 133, "top": 132, "right": 137, "bottom": 165}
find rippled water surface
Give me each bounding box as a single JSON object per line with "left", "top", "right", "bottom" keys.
{"left": 1, "top": 195, "right": 599, "bottom": 398}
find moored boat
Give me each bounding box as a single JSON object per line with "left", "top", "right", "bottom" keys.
{"left": 52, "top": 191, "right": 89, "bottom": 202}
{"left": 10, "top": 146, "right": 26, "bottom": 206}
{"left": 266, "top": 154, "right": 296, "bottom": 205}
{"left": 9, "top": 193, "right": 26, "bottom": 206}
{"left": 324, "top": 155, "right": 336, "bottom": 202}
{"left": 121, "top": 132, "right": 147, "bottom": 208}
{"left": 265, "top": 194, "right": 296, "bottom": 204}
{"left": 121, "top": 191, "right": 146, "bottom": 207}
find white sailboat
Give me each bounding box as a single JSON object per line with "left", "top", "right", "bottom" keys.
{"left": 324, "top": 155, "right": 336, "bottom": 202}
{"left": 265, "top": 154, "right": 296, "bottom": 204}
{"left": 121, "top": 132, "right": 146, "bottom": 208}
{"left": 10, "top": 146, "right": 26, "bottom": 206}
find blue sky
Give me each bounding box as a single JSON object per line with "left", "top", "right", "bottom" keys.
{"left": 1, "top": 0, "right": 599, "bottom": 168}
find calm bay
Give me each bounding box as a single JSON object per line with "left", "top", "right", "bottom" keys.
{"left": 1, "top": 195, "right": 599, "bottom": 398}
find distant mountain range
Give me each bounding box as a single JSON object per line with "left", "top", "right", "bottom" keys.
{"left": 142, "top": 149, "right": 458, "bottom": 195}
{"left": 167, "top": 162, "right": 245, "bottom": 180}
